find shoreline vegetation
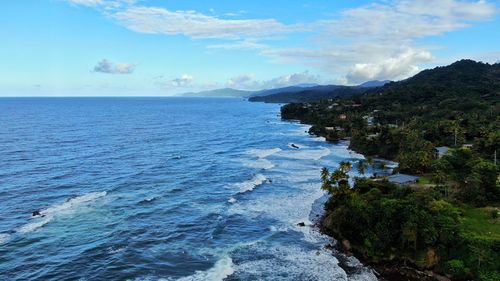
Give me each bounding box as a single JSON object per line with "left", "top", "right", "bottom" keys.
{"left": 278, "top": 60, "right": 500, "bottom": 281}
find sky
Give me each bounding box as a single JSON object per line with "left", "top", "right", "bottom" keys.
{"left": 1, "top": 0, "right": 499, "bottom": 96}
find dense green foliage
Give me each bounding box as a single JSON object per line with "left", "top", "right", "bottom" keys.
{"left": 321, "top": 165, "right": 500, "bottom": 280}
{"left": 284, "top": 60, "right": 500, "bottom": 280}
{"left": 281, "top": 60, "right": 499, "bottom": 174}
{"left": 281, "top": 60, "right": 499, "bottom": 185}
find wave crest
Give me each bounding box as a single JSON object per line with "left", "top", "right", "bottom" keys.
{"left": 177, "top": 256, "right": 234, "bottom": 281}
{"left": 235, "top": 174, "right": 267, "bottom": 193}
{"left": 0, "top": 233, "right": 10, "bottom": 244}
{"left": 18, "top": 191, "right": 107, "bottom": 234}
{"left": 246, "top": 148, "right": 282, "bottom": 159}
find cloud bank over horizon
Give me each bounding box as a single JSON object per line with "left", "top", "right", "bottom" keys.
{"left": 93, "top": 59, "right": 135, "bottom": 74}
{"left": 1, "top": 0, "right": 499, "bottom": 96}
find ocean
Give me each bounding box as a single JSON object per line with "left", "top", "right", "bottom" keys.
{"left": 0, "top": 98, "right": 377, "bottom": 281}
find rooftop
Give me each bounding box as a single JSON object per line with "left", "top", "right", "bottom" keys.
{"left": 436, "top": 146, "right": 451, "bottom": 156}
{"left": 388, "top": 173, "right": 420, "bottom": 184}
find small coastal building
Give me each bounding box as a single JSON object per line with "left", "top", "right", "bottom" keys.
{"left": 367, "top": 133, "right": 380, "bottom": 140}
{"left": 325, "top": 127, "right": 344, "bottom": 133}
{"left": 435, "top": 146, "right": 451, "bottom": 158}
{"left": 388, "top": 173, "right": 420, "bottom": 185}
{"left": 363, "top": 116, "right": 375, "bottom": 126}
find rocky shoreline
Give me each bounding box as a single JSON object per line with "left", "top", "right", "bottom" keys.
{"left": 302, "top": 133, "right": 451, "bottom": 281}
{"left": 311, "top": 213, "right": 450, "bottom": 281}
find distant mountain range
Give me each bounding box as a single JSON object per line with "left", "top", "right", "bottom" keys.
{"left": 182, "top": 88, "right": 253, "bottom": 98}
{"left": 358, "top": 80, "right": 392, "bottom": 88}
{"left": 249, "top": 80, "right": 391, "bottom": 103}
{"left": 180, "top": 80, "right": 391, "bottom": 103}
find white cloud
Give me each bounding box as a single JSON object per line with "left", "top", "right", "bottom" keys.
{"left": 396, "top": 0, "right": 497, "bottom": 21}
{"left": 321, "top": 0, "right": 497, "bottom": 41}
{"left": 227, "top": 71, "right": 321, "bottom": 90}
{"left": 168, "top": 74, "right": 194, "bottom": 88}
{"left": 67, "top": 0, "right": 498, "bottom": 85}
{"left": 66, "top": 0, "right": 103, "bottom": 6}
{"left": 113, "top": 6, "right": 296, "bottom": 39}
{"left": 208, "top": 39, "right": 268, "bottom": 50}
{"left": 265, "top": 0, "right": 498, "bottom": 83}
{"left": 156, "top": 71, "right": 322, "bottom": 93}
{"left": 65, "top": 0, "right": 136, "bottom": 9}
{"left": 346, "top": 48, "right": 433, "bottom": 83}
{"left": 93, "top": 59, "right": 135, "bottom": 74}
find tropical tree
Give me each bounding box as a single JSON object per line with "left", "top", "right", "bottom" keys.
{"left": 321, "top": 167, "right": 330, "bottom": 182}
{"left": 357, "top": 160, "right": 368, "bottom": 175}
{"left": 339, "top": 161, "right": 352, "bottom": 173}
{"left": 321, "top": 167, "right": 332, "bottom": 192}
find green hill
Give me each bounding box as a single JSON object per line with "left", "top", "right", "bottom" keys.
{"left": 282, "top": 60, "right": 500, "bottom": 281}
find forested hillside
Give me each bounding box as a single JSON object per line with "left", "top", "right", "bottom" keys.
{"left": 282, "top": 60, "right": 500, "bottom": 281}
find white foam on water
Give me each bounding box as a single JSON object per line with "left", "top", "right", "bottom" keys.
{"left": 329, "top": 143, "right": 365, "bottom": 160}
{"left": 269, "top": 225, "right": 289, "bottom": 232}
{"left": 228, "top": 182, "right": 324, "bottom": 226}
{"left": 177, "top": 256, "right": 235, "bottom": 281}
{"left": 246, "top": 148, "right": 282, "bottom": 159}
{"left": 241, "top": 158, "right": 275, "bottom": 170}
{"left": 285, "top": 124, "right": 312, "bottom": 136}
{"left": 234, "top": 245, "right": 348, "bottom": 281}
{"left": 18, "top": 216, "right": 52, "bottom": 234}
{"left": 278, "top": 147, "right": 331, "bottom": 161}
{"left": 228, "top": 148, "right": 377, "bottom": 280}
{"left": 234, "top": 174, "right": 267, "bottom": 193}
{"left": 274, "top": 164, "right": 321, "bottom": 184}
{"left": 0, "top": 233, "right": 10, "bottom": 244}
{"left": 228, "top": 197, "right": 237, "bottom": 204}
{"left": 108, "top": 246, "right": 126, "bottom": 254}
{"left": 311, "top": 136, "right": 327, "bottom": 142}
{"left": 18, "top": 191, "right": 107, "bottom": 234}
{"left": 349, "top": 269, "right": 378, "bottom": 281}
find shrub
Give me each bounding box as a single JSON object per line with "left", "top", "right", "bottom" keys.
{"left": 445, "top": 259, "right": 467, "bottom": 279}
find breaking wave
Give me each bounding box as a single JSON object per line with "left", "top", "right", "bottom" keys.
{"left": 18, "top": 191, "right": 107, "bottom": 234}
{"left": 234, "top": 174, "right": 267, "bottom": 193}
{"left": 246, "top": 148, "right": 282, "bottom": 159}
{"left": 241, "top": 159, "right": 275, "bottom": 170}
{"left": 177, "top": 256, "right": 234, "bottom": 281}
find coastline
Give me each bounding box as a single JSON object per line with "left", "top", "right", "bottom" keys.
{"left": 292, "top": 119, "right": 450, "bottom": 281}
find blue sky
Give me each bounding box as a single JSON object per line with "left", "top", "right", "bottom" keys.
{"left": 1, "top": 0, "right": 499, "bottom": 96}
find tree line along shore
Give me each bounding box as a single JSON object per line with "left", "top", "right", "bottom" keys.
{"left": 281, "top": 60, "right": 500, "bottom": 281}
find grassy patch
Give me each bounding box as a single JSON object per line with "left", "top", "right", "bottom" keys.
{"left": 417, "top": 176, "right": 433, "bottom": 185}
{"left": 460, "top": 207, "right": 500, "bottom": 241}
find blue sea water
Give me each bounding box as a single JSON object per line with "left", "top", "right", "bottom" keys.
{"left": 0, "top": 98, "right": 378, "bottom": 281}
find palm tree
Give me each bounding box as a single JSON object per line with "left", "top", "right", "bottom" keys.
{"left": 330, "top": 169, "right": 345, "bottom": 185}
{"left": 320, "top": 167, "right": 332, "bottom": 192}
{"left": 366, "top": 156, "right": 374, "bottom": 166}
{"left": 377, "top": 161, "right": 387, "bottom": 170}
{"left": 339, "top": 161, "right": 352, "bottom": 173}
{"left": 321, "top": 167, "right": 330, "bottom": 183}
{"left": 357, "top": 160, "right": 368, "bottom": 175}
